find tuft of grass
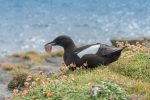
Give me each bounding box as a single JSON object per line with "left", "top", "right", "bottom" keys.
{"left": 109, "top": 53, "right": 150, "bottom": 82}
{"left": 12, "top": 51, "right": 45, "bottom": 65}
{"left": 1, "top": 64, "right": 27, "bottom": 71}
{"left": 1, "top": 64, "right": 16, "bottom": 71}
{"left": 8, "top": 67, "right": 29, "bottom": 90}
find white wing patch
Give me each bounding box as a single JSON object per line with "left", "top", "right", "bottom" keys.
{"left": 77, "top": 44, "right": 100, "bottom": 58}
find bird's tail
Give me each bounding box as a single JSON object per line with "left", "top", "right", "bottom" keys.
{"left": 121, "top": 46, "right": 128, "bottom": 51}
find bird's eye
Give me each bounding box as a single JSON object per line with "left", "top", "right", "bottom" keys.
{"left": 59, "top": 38, "right": 62, "bottom": 40}
{"left": 55, "top": 37, "right": 63, "bottom": 42}
{"left": 59, "top": 37, "right": 65, "bottom": 40}
{"left": 58, "top": 38, "right": 62, "bottom": 41}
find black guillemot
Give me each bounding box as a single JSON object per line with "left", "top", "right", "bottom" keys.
{"left": 45, "top": 35, "right": 125, "bottom": 68}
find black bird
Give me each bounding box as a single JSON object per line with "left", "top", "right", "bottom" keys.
{"left": 45, "top": 35, "right": 124, "bottom": 68}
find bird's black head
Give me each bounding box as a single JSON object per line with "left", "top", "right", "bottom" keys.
{"left": 45, "top": 35, "right": 76, "bottom": 50}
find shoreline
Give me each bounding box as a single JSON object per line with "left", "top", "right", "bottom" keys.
{"left": 0, "top": 36, "right": 150, "bottom": 57}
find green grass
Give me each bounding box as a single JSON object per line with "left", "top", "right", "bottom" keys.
{"left": 14, "top": 71, "right": 127, "bottom": 100}
{"left": 109, "top": 53, "right": 150, "bottom": 82}
{"left": 13, "top": 52, "right": 150, "bottom": 100}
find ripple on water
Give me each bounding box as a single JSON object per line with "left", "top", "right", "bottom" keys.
{"left": 0, "top": 0, "right": 150, "bottom": 56}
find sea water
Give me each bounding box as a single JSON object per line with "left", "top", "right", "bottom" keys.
{"left": 0, "top": 0, "right": 150, "bottom": 56}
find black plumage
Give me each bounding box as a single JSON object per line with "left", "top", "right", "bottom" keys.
{"left": 45, "top": 35, "right": 124, "bottom": 68}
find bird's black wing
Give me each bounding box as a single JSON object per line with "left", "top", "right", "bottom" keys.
{"left": 74, "top": 43, "right": 124, "bottom": 58}
{"left": 97, "top": 44, "right": 124, "bottom": 57}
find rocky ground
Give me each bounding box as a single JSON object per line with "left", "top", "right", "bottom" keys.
{"left": 111, "top": 36, "right": 150, "bottom": 48}
{"left": 0, "top": 67, "right": 12, "bottom": 99}
{"left": 0, "top": 55, "right": 62, "bottom": 99}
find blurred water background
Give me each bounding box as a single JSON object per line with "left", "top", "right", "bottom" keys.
{"left": 0, "top": 0, "right": 150, "bottom": 56}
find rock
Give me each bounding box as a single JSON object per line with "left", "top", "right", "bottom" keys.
{"left": 30, "top": 56, "right": 63, "bottom": 75}
{"left": 0, "top": 68, "right": 12, "bottom": 99}
{"left": 30, "top": 57, "right": 62, "bottom": 75}
{"left": 111, "top": 37, "right": 145, "bottom": 47}
{"left": 144, "top": 41, "right": 150, "bottom": 48}
{"left": 0, "top": 68, "right": 12, "bottom": 84}
{"left": 144, "top": 37, "right": 150, "bottom": 48}
{"left": 45, "top": 57, "right": 62, "bottom": 65}
{"left": 0, "top": 56, "right": 31, "bottom": 68}
{"left": 90, "top": 85, "right": 102, "bottom": 97}
{"left": 0, "top": 84, "right": 12, "bottom": 100}
{"left": 144, "top": 37, "right": 150, "bottom": 42}
{"left": 128, "top": 94, "right": 145, "bottom": 100}
{"left": 30, "top": 63, "right": 60, "bottom": 75}
{"left": 0, "top": 56, "right": 27, "bottom": 64}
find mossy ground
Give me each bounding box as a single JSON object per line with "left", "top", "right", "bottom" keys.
{"left": 12, "top": 51, "right": 150, "bottom": 100}
{"left": 12, "top": 51, "right": 46, "bottom": 65}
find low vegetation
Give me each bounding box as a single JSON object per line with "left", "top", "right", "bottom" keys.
{"left": 12, "top": 51, "right": 46, "bottom": 65}
{"left": 109, "top": 53, "right": 150, "bottom": 82}
{"left": 6, "top": 42, "right": 150, "bottom": 100}
{"left": 1, "top": 64, "right": 27, "bottom": 71}
{"left": 8, "top": 67, "right": 28, "bottom": 90}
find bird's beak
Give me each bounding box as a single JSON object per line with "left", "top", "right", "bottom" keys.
{"left": 44, "top": 41, "right": 56, "bottom": 53}
{"left": 44, "top": 41, "right": 56, "bottom": 47}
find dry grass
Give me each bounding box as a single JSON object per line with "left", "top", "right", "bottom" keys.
{"left": 0, "top": 63, "right": 27, "bottom": 71}
{"left": 12, "top": 51, "right": 45, "bottom": 65}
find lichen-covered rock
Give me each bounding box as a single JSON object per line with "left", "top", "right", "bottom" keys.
{"left": 144, "top": 37, "right": 150, "bottom": 42}
{"left": 90, "top": 81, "right": 127, "bottom": 100}
{"left": 45, "top": 57, "right": 62, "bottom": 65}
{"left": 144, "top": 37, "right": 150, "bottom": 48}
{"left": 30, "top": 64, "right": 59, "bottom": 75}
{"left": 111, "top": 37, "right": 145, "bottom": 47}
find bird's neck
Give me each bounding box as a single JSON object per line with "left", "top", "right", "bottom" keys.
{"left": 64, "top": 43, "right": 76, "bottom": 53}
{"left": 62, "top": 39, "right": 76, "bottom": 53}
{"left": 63, "top": 43, "right": 76, "bottom": 66}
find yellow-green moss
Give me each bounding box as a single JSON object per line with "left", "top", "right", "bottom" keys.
{"left": 1, "top": 64, "right": 27, "bottom": 71}
{"left": 12, "top": 51, "right": 45, "bottom": 65}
